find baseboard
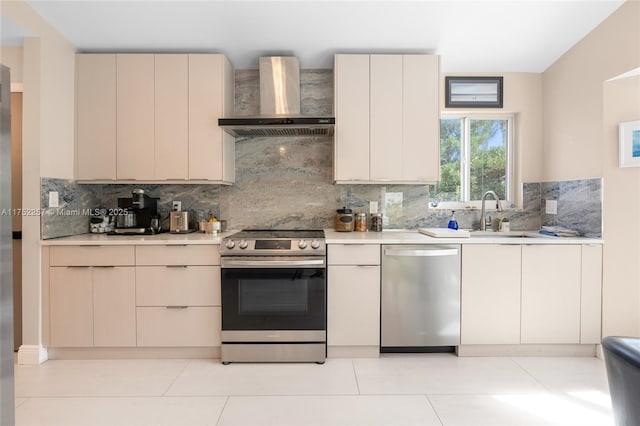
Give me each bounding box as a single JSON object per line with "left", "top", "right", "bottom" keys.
{"left": 47, "top": 346, "right": 220, "bottom": 360}
{"left": 17, "top": 345, "right": 48, "bottom": 364}
{"left": 457, "top": 344, "right": 597, "bottom": 357}
{"left": 327, "top": 346, "right": 380, "bottom": 358}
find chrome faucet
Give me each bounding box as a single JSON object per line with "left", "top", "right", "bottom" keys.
{"left": 480, "top": 190, "right": 503, "bottom": 231}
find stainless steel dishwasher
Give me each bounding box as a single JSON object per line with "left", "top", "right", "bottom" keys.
{"left": 381, "top": 244, "right": 461, "bottom": 352}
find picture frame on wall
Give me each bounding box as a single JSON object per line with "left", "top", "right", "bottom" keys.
{"left": 618, "top": 120, "right": 640, "bottom": 168}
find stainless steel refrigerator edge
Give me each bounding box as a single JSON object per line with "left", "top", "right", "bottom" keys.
{"left": 0, "top": 65, "right": 15, "bottom": 425}
{"left": 381, "top": 245, "right": 460, "bottom": 351}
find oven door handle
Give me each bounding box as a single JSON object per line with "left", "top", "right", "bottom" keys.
{"left": 221, "top": 259, "right": 325, "bottom": 268}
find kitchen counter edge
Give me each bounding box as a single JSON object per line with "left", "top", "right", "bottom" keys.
{"left": 324, "top": 230, "right": 603, "bottom": 245}
{"left": 40, "top": 231, "right": 237, "bottom": 246}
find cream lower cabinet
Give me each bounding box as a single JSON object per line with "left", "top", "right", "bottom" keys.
{"left": 327, "top": 244, "right": 381, "bottom": 354}
{"left": 49, "top": 245, "right": 136, "bottom": 347}
{"left": 521, "top": 244, "right": 582, "bottom": 344}
{"left": 461, "top": 244, "right": 521, "bottom": 345}
{"left": 135, "top": 245, "right": 221, "bottom": 347}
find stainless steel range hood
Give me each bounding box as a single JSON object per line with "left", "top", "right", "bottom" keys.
{"left": 219, "top": 57, "right": 334, "bottom": 137}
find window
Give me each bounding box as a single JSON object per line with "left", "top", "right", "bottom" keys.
{"left": 432, "top": 115, "right": 514, "bottom": 208}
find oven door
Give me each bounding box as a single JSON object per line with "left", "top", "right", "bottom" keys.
{"left": 221, "top": 257, "right": 326, "bottom": 333}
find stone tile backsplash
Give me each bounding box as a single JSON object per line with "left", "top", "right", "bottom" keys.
{"left": 39, "top": 69, "right": 602, "bottom": 239}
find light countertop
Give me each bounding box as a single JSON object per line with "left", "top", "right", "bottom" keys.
{"left": 40, "top": 231, "right": 236, "bottom": 246}
{"left": 41, "top": 229, "right": 602, "bottom": 246}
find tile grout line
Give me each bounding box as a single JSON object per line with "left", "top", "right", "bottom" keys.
{"left": 161, "top": 359, "right": 193, "bottom": 397}
{"left": 351, "top": 360, "right": 361, "bottom": 395}
{"left": 215, "top": 396, "right": 230, "bottom": 426}
{"left": 424, "top": 394, "right": 445, "bottom": 426}
{"left": 507, "top": 356, "right": 554, "bottom": 393}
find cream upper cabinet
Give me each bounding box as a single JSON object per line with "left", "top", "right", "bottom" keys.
{"left": 334, "top": 54, "right": 440, "bottom": 183}
{"left": 76, "top": 54, "right": 117, "bottom": 180}
{"left": 75, "top": 53, "right": 234, "bottom": 183}
{"left": 188, "top": 54, "right": 235, "bottom": 183}
{"left": 461, "top": 244, "right": 521, "bottom": 345}
{"left": 155, "top": 54, "right": 189, "bottom": 180}
{"left": 334, "top": 54, "right": 370, "bottom": 181}
{"left": 521, "top": 244, "right": 582, "bottom": 344}
{"left": 116, "top": 54, "right": 155, "bottom": 180}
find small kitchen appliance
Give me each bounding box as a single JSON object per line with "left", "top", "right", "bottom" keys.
{"left": 220, "top": 230, "right": 327, "bottom": 364}
{"left": 112, "top": 190, "right": 159, "bottom": 234}
{"left": 170, "top": 211, "right": 191, "bottom": 233}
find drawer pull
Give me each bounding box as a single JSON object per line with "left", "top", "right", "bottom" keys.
{"left": 166, "top": 306, "right": 188, "bottom": 309}
{"left": 167, "top": 244, "right": 188, "bottom": 247}
{"left": 166, "top": 265, "right": 188, "bottom": 268}
{"left": 94, "top": 266, "right": 115, "bottom": 268}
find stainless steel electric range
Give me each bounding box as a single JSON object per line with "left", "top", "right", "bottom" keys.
{"left": 219, "top": 230, "right": 326, "bottom": 364}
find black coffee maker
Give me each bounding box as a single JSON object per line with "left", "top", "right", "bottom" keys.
{"left": 114, "top": 189, "right": 159, "bottom": 234}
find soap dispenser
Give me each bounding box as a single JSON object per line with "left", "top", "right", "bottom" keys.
{"left": 447, "top": 211, "right": 459, "bottom": 230}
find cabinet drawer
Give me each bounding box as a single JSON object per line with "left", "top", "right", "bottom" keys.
{"left": 136, "top": 266, "right": 220, "bottom": 306}
{"left": 328, "top": 244, "right": 380, "bottom": 265}
{"left": 136, "top": 306, "right": 220, "bottom": 347}
{"left": 135, "top": 245, "right": 220, "bottom": 265}
{"left": 50, "top": 246, "right": 135, "bottom": 266}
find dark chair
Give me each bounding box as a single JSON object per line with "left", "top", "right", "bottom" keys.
{"left": 602, "top": 336, "right": 640, "bottom": 425}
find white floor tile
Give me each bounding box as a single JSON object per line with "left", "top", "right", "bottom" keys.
{"left": 166, "top": 359, "right": 359, "bottom": 396}
{"left": 512, "top": 357, "right": 610, "bottom": 393}
{"left": 15, "top": 359, "right": 190, "bottom": 397}
{"left": 354, "top": 355, "right": 546, "bottom": 395}
{"left": 15, "top": 396, "right": 227, "bottom": 426}
{"left": 430, "top": 393, "right": 614, "bottom": 426}
{"left": 218, "top": 395, "right": 442, "bottom": 426}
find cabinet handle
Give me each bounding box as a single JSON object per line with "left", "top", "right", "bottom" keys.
{"left": 94, "top": 266, "right": 115, "bottom": 268}
{"left": 166, "top": 306, "right": 188, "bottom": 309}
{"left": 67, "top": 265, "right": 90, "bottom": 268}
{"left": 168, "top": 244, "right": 188, "bottom": 247}
{"left": 166, "top": 265, "right": 188, "bottom": 268}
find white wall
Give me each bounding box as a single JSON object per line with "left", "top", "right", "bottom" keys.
{"left": 0, "top": 46, "right": 24, "bottom": 84}
{"left": 1, "top": 0, "right": 76, "bottom": 363}
{"left": 442, "top": 72, "right": 543, "bottom": 205}
{"left": 602, "top": 74, "right": 640, "bottom": 337}
{"left": 542, "top": 1, "right": 640, "bottom": 181}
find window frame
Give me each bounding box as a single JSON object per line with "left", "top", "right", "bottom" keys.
{"left": 435, "top": 113, "right": 515, "bottom": 210}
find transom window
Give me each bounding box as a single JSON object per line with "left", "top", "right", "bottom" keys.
{"left": 432, "top": 115, "right": 514, "bottom": 208}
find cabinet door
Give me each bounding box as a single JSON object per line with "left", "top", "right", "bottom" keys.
{"left": 461, "top": 244, "right": 521, "bottom": 344}
{"left": 334, "top": 54, "right": 370, "bottom": 181}
{"left": 76, "top": 54, "right": 117, "bottom": 180}
{"left": 327, "top": 265, "right": 380, "bottom": 346}
{"left": 155, "top": 54, "right": 188, "bottom": 180}
{"left": 117, "top": 54, "right": 155, "bottom": 180}
{"left": 370, "top": 55, "right": 403, "bottom": 181}
{"left": 50, "top": 267, "right": 93, "bottom": 347}
{"left": 581, "top": 244, "right": 602, "bottom": 344}
{"left": 521, "top": 245, "right": 581, "bottom": 344}
{"left": 402, "top": 55, "right": 440, "bottom": 182}
{"left": 93, "top": 267, "right": 136, "bottom": 347}
{"left": 189, "top": 54, "right": 234, "bottom": 182}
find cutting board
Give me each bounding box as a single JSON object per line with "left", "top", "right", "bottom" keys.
{"left": 418, "top": 228, "right": 470, "bottom": 238}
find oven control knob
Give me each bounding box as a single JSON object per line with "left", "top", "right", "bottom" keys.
{"left": 238, "top": 240, "right": 248, "bottom": 249}
{"left": 225, "top": 240, "right": 235, "bottom": 249}
{"left": 298, "top": 240, "right": 308, "bottom": 249}
{"left": 311, "top": 240, "right": 321, "bottom": 249}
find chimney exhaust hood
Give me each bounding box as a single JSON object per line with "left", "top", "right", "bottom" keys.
{"left": 218, "top": 56, "right": 335, "bottom": 137}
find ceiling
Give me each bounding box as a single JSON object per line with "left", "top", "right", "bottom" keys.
{"left": 2, "top": 0, "right": 625, "bottom": 72}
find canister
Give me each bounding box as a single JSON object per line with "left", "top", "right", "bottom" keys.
{"left": 355, "top": 213, "right": 368, "bottom": 232}
{"left": 369, "top": 213, "right": 383, "bottom": 232}
{"left": 335, "top": 207, "right": 354, "bottom": 232}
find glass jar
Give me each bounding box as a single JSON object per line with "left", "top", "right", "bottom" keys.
{"left": 355, "top": 213, "right": 368, "bottom": 232}
{"left": 369, "top": 213, "right": 383, "bottom": 232}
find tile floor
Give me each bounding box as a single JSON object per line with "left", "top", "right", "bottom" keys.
{"left": 14, "top": 355, "right": 613, "bottom": 426}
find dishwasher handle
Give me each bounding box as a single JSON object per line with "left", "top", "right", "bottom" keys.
{"left": 384, "top": 248, "right": 458, "bottom": 257}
